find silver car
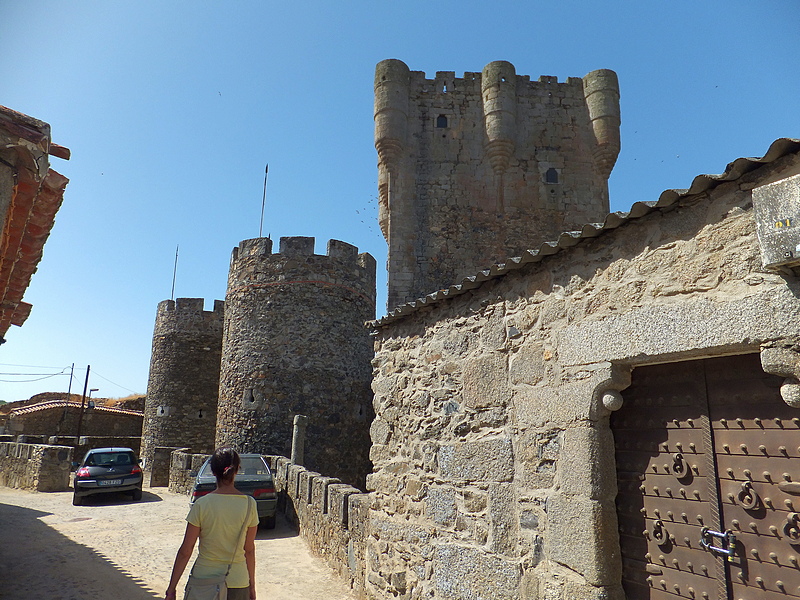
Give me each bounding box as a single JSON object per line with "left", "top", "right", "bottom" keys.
{"left": 190, "top": 454, "right": 278, "bottom": 528}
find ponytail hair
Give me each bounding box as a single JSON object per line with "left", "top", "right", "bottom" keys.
{"left": 209, "top": 447, "right": 240, "bottom": 483}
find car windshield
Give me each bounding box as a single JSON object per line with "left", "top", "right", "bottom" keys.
{"left": 86, "top": 452, "right": 136, "bottom": 467}
{"left": 199, "top": 456, "right": 270, "bottom": 478}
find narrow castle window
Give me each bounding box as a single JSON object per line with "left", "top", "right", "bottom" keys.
{"left": 545, "top": 168, "right": 559, "bottom": 184}
{"left": 436, "top": 115, "right": 448, "bottom": 128}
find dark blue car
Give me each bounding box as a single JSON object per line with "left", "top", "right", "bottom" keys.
{"left": 73, "top": 447, "right": 143, "bottom": 505}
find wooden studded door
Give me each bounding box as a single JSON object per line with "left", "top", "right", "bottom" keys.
{"left": 613, "top": 354, "right": 800, "bottom": 600}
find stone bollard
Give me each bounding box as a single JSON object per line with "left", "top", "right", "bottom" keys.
{"left": 291, "top": 414, "right": 308, "bottom": 465}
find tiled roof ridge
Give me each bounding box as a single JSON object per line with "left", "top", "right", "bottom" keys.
{"left": 9, "top": 400, "right": 144, "bottom": 417}
{"left": 370, "top": 137, "right": 800, "bottom": 328}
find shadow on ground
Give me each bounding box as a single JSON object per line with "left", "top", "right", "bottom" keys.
{"left": 0, "top": 502, "right": 161, "bottom": 599}
{"left": 72, "top": 488, "right": 163, "bottom": 506}
{"left": 255, "top": 512, "right": 300, "bottom": 541}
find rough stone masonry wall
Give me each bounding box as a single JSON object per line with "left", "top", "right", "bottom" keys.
{"left": 0, "top": 442, "right": 73, "bottom": 491}
{"left": 375, "top": 59, "right": 620, "bottom": 307}
{"left": 168, "top": 449, "right": 211, "bottom": 495}
{"left": 265, "top": 455, "right": 369, "bottom": 596}
{"left": 368, "top": 157, "right": 800, "bottom": 600}
{"left": 216, "top": 237, "right": 376, "bottom": 489}
{"left": 142, "top": 297, "right": 224, "bottom": 467}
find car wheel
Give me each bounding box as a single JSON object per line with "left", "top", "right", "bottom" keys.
{"left": 261, "top": 514, "right": 276, "bottom": 529}
{"left": 131, "top": 487, "right": 143, "bottom": 501}
{"left": 72, "top": 493, "right": 83, "bottom": 506}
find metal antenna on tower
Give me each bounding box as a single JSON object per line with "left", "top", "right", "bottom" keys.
{"left": 259, "top": 164, "right": 269, "bottom": 238}
{"left": 171, "top": 245, "right": 179, "bottom": 300}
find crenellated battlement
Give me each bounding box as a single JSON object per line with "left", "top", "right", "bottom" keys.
{"left": 377, "top": 60, "right": 603, "bottom": 96}
{"left": 228, "top": 236, "right": 377, "bottom": 302}
{"left": 232, "top": 236, "right": 374, "bottom": 265}
{"left": 158, "top": 297, "right": 224, "bottom": 316}
{"left": 153, "top": 298, "right": 224, "bottom": 337}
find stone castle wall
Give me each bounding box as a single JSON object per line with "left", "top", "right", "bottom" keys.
{"left": 367, "top": 156, "right": 800, "bottom": 600}
{"left": 0, "top": 442, "right": 73, "bottom": 491}
{"left": 375, "top": 59, "right": 620, "bottom": 307}
{"left": 168, "top": 449, "right": 210, "bottom": 495}
{"left": 141, "top": 297, "right": 224, "bottom": 467}
{"left": 215, "top": 237, "right": 376, "bottom": 489}
{"left": 267, "top": 455, "right": 369, "bottom": 596}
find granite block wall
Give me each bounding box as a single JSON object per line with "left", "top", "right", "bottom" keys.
{"left": 367, "top": 155, "right": 800, "bottom": 599}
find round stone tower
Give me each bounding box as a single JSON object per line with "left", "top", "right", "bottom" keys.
{"left": 141, "top": 297, "right": 224, "bottom": 467}
{"left": 216, "top": 236, "right": 377, "bottom": 488}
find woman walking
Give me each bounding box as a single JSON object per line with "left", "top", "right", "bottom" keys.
{"left": 166, "top": 447, "right": 259, "bottom": 600}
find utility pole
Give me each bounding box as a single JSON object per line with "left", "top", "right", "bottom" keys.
{"left": 58, "top": 363, "right": 75, "bottom": 433}
{"left": 74, "top": 365, "right": 90, "bottom": 446}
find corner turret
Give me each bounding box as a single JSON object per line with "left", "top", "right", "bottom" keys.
{"left": 482, "top": 61, "right": 517, "bottom": 177}
{"left": 583, "top": 69, "right": 621, "bottom": 179}
{"left": 374, "top": 59, "right": 411, "bottom": 238}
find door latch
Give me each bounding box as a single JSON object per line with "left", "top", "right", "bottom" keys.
{"left": 784, "top": 513, "right": 800, "bottom": 544}
{"left": 700, "top": 527, "right": 737, "bottom": 561}
{"left": 737, "top": 481, "right": 762, "bottom": 510}
{"left": 672, "top": 452, "right": 689, "bottom": 479}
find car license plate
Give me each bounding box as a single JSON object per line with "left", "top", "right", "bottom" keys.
{"left": 100, "top": 479, "right": 122, "bottom": 486}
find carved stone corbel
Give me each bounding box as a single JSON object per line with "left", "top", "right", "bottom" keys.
{"left": 591, "top": 362, "right": 632, "bottom": 416}
{"left": 760, "top": 344, "right": 800, "bottom": 408}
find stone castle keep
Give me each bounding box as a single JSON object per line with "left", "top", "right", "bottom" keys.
{"left": 375, "top": 59, "right": 620, "bottom": 307}
{"left": 141, "top": 58, "right": 800, "bottom": 600}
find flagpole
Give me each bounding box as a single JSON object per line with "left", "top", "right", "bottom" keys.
{"left": 259, "top": 164, "right": 269, "bottom": 238}
{"left": 171, "top": 245, "right": 179, "bottom": 300}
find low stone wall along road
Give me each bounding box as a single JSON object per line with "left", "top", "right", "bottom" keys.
{"left": 0, "top": 482, "right": 356, "bottom": 600}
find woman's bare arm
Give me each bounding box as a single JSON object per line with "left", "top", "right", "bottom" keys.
{"left": 244, "top": 524, "right": 258, "bottom": 599}
{"left": 166, "top": 523, "right": 201, "bottom": 599}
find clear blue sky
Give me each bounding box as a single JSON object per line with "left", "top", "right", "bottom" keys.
{"left": 1, "top": 1, "right": 798, "bottom": 401}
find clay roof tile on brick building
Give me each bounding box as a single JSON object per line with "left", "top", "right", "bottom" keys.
{"left": 9, "top": 400, "right": 144, "bottom": 418}
{"left": 0, "top": 105, "right": 69, "bottom": 340}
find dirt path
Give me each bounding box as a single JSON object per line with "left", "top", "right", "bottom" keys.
{"left": 0, "top": 483, "right": 356, "bottom": 600}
